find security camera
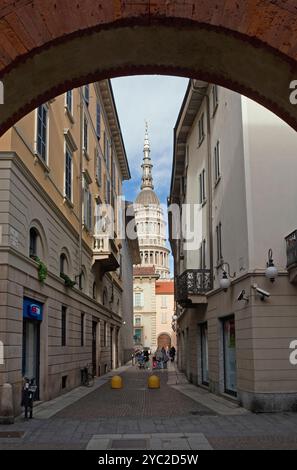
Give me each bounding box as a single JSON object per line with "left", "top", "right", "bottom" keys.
{"left": 255, "top": 287, "right": 270, "bottom": 300}
{"left": 237, "top": 289, "right": 249, "bottom": 302}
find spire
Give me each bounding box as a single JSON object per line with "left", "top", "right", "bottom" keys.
{"left": 141, "top": 121, "right": 154, "bottom": 190}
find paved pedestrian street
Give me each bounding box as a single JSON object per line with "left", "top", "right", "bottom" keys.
{"left": 0, "top": 363, "right": 297, "bottom": 450}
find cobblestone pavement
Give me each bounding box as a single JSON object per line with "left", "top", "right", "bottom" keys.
{"left": 0, "top": 364, "right": 297, "bottom": 450}
{"left": 56, "top": 366, "right": 215, "bottom": 419}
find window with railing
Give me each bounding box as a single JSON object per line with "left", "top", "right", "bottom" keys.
{"left": 285, "top": 229, "right": 297, "bottom": 268}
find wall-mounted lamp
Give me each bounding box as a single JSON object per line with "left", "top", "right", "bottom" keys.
{"left": 218, "top": 261, "right": 236, "bottom": 292}
{"left": 265, "top": 248, "right": 278, "bottom": 282}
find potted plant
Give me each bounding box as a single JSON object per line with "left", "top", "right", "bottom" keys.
{"left": 60, "top": 272, "right": 76, "bottom": 288}
{"left": 30, "top": 255, "right": 48, "bottom": 283}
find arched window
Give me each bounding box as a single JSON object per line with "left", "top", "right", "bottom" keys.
{"left": 93, "top": 282, "right": 97, "bottom": 300}
{"left": 29, "top": 227, "right": 39, "bottom": 258}
{"left": 60, "top": 253, "right": 67, "bottom": 275}
{"left": 103, "top": 287, "right": 108, "bottom": 306}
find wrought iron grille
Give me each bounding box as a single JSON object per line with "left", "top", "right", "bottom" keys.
{"left": 176, "top": 269, "right": 213, "bottom": 304}
{"left": 285, "top": 229, "right": 297, "bottom": 268}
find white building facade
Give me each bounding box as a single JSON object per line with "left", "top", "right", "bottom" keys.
{"left": 169, "top": 80, "right": 297, "bottom": 412}
{"left": 133, "top": 126, "right": 173, "bottom": 351}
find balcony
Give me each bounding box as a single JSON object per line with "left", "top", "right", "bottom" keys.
{"left": 285, "top": 230, "right": 297, "bottom": 283}
{"left": 93, "top": 234, "right": 120, "bottom": 273}
{"left": 176, "top": 269, "right": 213, "bottom": 306}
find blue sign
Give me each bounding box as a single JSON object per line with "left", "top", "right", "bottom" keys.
{"left": 23, "top": 297, "right": 43, "bottom": 321}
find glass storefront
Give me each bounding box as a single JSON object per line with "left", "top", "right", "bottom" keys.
{"left": 222, "top": 316, "right": 237, "bottom": 395}
{"left": 200, "top": 323, "right": 209, "bottom": 385}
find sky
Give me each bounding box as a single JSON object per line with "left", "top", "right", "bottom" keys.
{"left": 111, "top": 75, "right": 188, "bottom": 206}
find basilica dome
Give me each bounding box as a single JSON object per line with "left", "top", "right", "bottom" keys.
{"left": 135, "top": 188, "right": 160, "bottom": 206}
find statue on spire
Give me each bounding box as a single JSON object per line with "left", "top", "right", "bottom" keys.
{"left": 141, "top": 121, "right": 154, "bottom": 190}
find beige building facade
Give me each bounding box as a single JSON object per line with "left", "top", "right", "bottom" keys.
{"left": 0, "top": 80, "right": 136, "bottom": 420}
{"left": 169, "top": 80, "right": 297, "bottom": 412}
{"left": 155, "top": 280, "right": 176, "bottom": 350}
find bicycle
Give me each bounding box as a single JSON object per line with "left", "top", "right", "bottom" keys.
{"left": 81, "top": 364, "right": 94, "bottom": 387}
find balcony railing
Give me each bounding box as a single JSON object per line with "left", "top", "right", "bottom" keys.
{"left": 176, "top": 269, "right": 213, "bottom": 306}
{"left": 285, "top": 229, "right": 297, "bottom": 269}
{"left": 93, "top": 234, "right": 119, "bottom": 272}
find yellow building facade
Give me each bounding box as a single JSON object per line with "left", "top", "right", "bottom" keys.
{"left": 0, "top": 80, "right": 138, "bottom": 419}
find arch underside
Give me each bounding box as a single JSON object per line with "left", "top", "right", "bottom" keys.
{"left": 0, "top": 19, "right": 297, "bottom": 134}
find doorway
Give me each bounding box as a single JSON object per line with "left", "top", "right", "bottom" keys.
{"left": 157, "top": 333, "right": 171, "bottom": 349}
{"left": 22, "top": 298, "right": 43, "bottom": 400}
{"left": 200, "top": 323, "right": 209, "bottom": 386}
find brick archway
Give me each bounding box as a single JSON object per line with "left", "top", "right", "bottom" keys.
{"left": 0, "top": 1, "right": 297, "bottom": 133}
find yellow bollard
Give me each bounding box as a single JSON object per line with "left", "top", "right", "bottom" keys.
{"left": 148, "top": 374, "right": 160, "bottom": 389}
{"left": 111, "top": 375, "right": 123, "bottom": 389}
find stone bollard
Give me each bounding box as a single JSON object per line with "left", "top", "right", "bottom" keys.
{"left": 0, "top": 383, "right": 14, "bottom": 424}
{"left": 148, "top": 375, "right": 160, "bottom": 389}
{"left": 111, "top": 375, "right": 123, "bottom": 389}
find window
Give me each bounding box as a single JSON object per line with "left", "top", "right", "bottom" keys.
{"left": 105, "top": 179, "right": 111, "bottom": 204}
{"left": 200, "top": 239, "right": 206, "bottom": 269}
{"left": 36, "top": 105, "right": 48, "bottom": 162}
{"left": 103, "top": 321, "right": 107, "bottom": 347}
{"left": 161, "top": 296, "right": 167, "bottom": 308}
{"left": 103, "top": 288, "right": 108, "bottom": 306}
{"left": 61, "top": 375, "right": 67, "bottom": 389}
{"left": 198, "top": 113, "right": 205, "bottom": 145}
{"left": 95, "top": 148, "right": 102, "bottom": 186}
{"left": 83, "top": 179, "right": 92, "bottom": 231}
{"left": 134, "top": 292, "right": 143, "bottom": 308}
{"left": 161, "top": 311, "right": 167, "bottom": 324}
{"left": 92, "top": 282, "right": 97, "bottom": 300}
{"left": 61, "top": 306, "right": 67, "bottom": 346}
{"left": 81, "top": 313, "right": 85, "bottom": 347}
{"left": 65, "top": 144, "right": 72, "bottom": 201}
{"left": 29, "top": 228, "right": 38, "bottom": 258}
{"left": 199, "top": 169, "right": 206, "bottom": 204}
{"left": 135, "top": 316, "right": 141, "bottom": 326}
{"left": 60, "top": 253, "right": 67, "bottom": 275}
{"left": 83, "top": 114, "right": 88, "bottom": 155}
{"left": 106, "top": 141, "right": 110, "bottom": 174}
{"left": 212, "top": 85, "right": 219, "bottom": 114}
{"left": 80, "top": 271, "right": 85, "bottom": 292}
{"left": 66, "top": 90, "right": 73, "bottom": 115}
{"left": 216, "top": 222, "right": 223, "bottom": 264}
{"left": 134, "top": 328, "right": 142, "bottom": 344}
{"left": 84, "top": 84, "right": 89, "bottom": 106}
{"left": 222, "top": 316, "right": 237, "bottom": 395}
{"left": 214, "top": 141, "right": 221, "bottom": 183}
{"left": 96, "top": 103, "right": 101, "bottom": 138}
{"left": 112, "top": 160, "right": 116, "bottom": 190}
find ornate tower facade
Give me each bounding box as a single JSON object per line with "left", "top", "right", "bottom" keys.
{"left": 134, "top": 124, "right": 170, "bottom": 279}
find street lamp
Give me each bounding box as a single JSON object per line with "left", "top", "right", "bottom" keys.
{"left": 220, "top": 271, "right": 231, "bottom": 292}
{"left": 218, "top": 261, "right": 235, "bottom": 292}
{"left": 265, "top": 248, "right": 278, "bottom": 282}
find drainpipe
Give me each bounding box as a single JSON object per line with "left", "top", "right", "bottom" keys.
{"left": 191, "top": 81, "right": 214, "bottom": 282}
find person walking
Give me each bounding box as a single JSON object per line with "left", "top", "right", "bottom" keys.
{"left": 169, "top": 345, "right": 176, "bottom": 362}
